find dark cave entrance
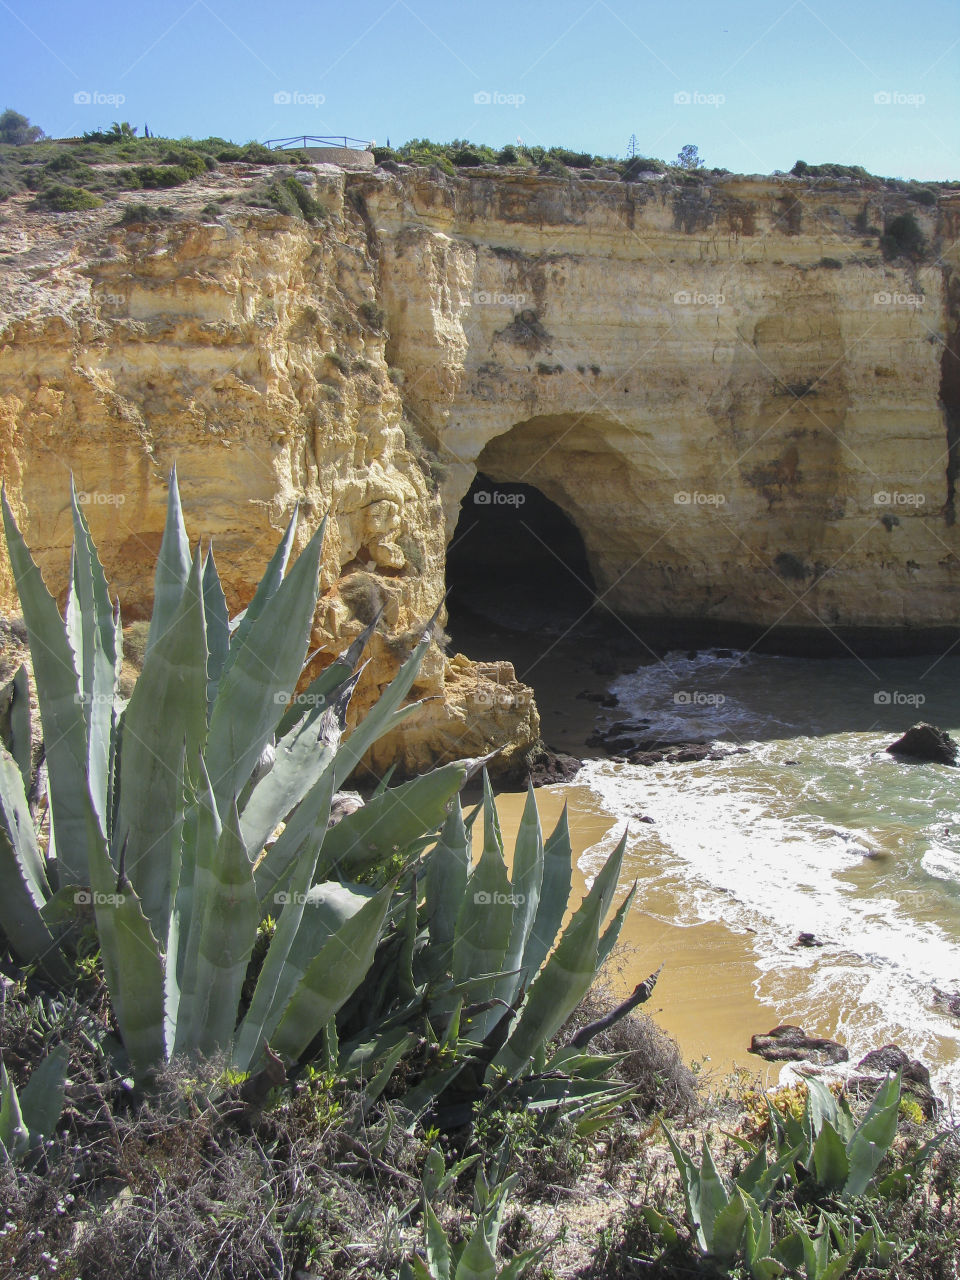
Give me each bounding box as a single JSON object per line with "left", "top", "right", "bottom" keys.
{"left": 445, "top": 472, "right": 597, "bottom": 639}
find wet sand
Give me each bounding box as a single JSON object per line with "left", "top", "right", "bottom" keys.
{"left": 451, "top": 608, "right": 866, "bottom": 1085}
{"left": 475, "top": 781, "right": 787, "bottom": 1083}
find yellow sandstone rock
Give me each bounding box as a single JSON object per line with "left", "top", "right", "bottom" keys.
{"left": 0, "top": 162, "right": 957, "bottom": 769}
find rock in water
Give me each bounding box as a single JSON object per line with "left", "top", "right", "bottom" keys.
{"left": 856, "top": 1044, "right": 931, "bottom": 1088}
{"left": 849, "top": 1044, "right": 941, "bottom": 1119}
{"left": 749, "top": 1024, "right": 849, "bottom": 1065}
{"left": 885, "top": 723, "right": 959, "bottom": 765}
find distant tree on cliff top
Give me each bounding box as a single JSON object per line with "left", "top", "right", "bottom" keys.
{"left": 0, "top": 109, "right": 44, "bottom": 145}
{"left": 675, "top": 143, "right": 703, "bottom": 170}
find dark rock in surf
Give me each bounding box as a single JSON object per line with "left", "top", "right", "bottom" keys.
{"left": 576, "top": 689, "right": 619, "bottom": 707}
{"left": 849, "top": 1044, "right": 940, "bottom": 1118}
{"left": 749, "top": 1024, "right": 849, "bottom": 1066}
{"left": 933, "top": 986, "right": 960, "bottom": 1017}
{"left": 856, "top": 1044, "right": 931, "bottom": 1088}
{"left": 629, "top": 741, "right": 737, "bottom": 767}
{"left": 885, "top": 723, "right": 958, "bottom": 766}
{"left": 795, "top": 932, "right": 824, "bottom": 947}
{"left": 525, "top": 746, "right": 583, "bottom": 787}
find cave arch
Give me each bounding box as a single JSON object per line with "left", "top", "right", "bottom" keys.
{"left": 446, "top": 471, "right": 596, "bottom": 634}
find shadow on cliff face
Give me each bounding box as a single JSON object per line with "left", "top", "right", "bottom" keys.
{"left": 446, "top": 473, "right": 596, "bottom": 636}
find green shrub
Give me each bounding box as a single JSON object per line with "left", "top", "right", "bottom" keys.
{"left": 160, "top": 148, "right": 207, "bottom": 177}
{"left": 540, "top": 157, "right": 570, "bottom": 178}
{"left": 133, "top": 164, "right": 191, "bottom": 188}
{"left": 452, "top": 147, "right": 485, "bottom": 167}
{"left": 791, "top": 159, "right": 876, "bottom": 180}
{"left": 37, "top": 184, "right": 104, "bottom": 211}
{"left": 621, "top": 156, "right": 667, "bottom": 180}
{"left": 265, "top": 176, "right": 323, "bottom": 221}
{"left": 818, "top": 256, "right": 843, "bottom": 269}
{"left": 358, "top": 301, "right": 385, "bottom": 331}
{"left": 496, "top": 145, "right": 518, "bottom": 165}
{"left": 548, "top": 147, "right": 593, "bottom": 168}
{"left": 913, "top": 186, "right": 937, "bottom": 206}
{"left": 881, "top": 211, "right": 927, "bottom": 260}
{"left": 116, "top": 203, "right": 175, "bottom": 224}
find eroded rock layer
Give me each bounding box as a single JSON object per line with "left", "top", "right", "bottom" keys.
{"left": 1, "top": 162, "right": 958, "bottom": 768}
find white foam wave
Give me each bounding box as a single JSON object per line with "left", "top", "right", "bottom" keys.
{"left": 578, "top": 752, "right": 960, "bottom": 1100}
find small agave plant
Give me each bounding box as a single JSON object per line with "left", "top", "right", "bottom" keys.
{"left": 0, "top": 471, "right": 474, "bottom": 1082}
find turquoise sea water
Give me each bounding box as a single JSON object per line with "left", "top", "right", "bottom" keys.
{"left": 576, "top": 649, "right": 960, "bottom": 1101}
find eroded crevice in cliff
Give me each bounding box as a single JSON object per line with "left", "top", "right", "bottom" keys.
{"left": 940, "top": 271, "right": 960, "bottom": 526}
{"left": 445, "top": 472, "right": 595, "bottom": 637}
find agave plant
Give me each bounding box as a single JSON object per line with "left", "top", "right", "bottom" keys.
{"left": 331, "top": 781, "right": 643, "bottom": 1126}
{"left": 0, "top": 472, "right": 472, "bottom": 1082}
{"left": 0, "top": 1044, "right": 69, "bottom": 1164}
{"left": 400, "top": 1160, "right": 547, "bottom": 1280}
{"left": 764, "top": 1073, "right": 903, "bottom": 1200}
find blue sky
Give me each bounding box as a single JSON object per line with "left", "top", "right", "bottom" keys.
{"left": 4, "top": 0, "right": 958, "bottom": 179}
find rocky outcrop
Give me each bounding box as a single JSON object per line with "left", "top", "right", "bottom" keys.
{"left": 849, "top": 1044, "right": 941, "bottom": 1118}
{"left": 885, "top": 722, "right": 959, "bottom": 764}
{"left": 1, "top": 161, "right": 959, "bottom": 769}
{"left": 749, "top": 1024, "right": 849, "bottom": 1066}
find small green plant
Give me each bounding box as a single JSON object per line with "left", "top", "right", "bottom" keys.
{"left": 266, "top": 175, "right": 324, "bottom": 221}
{"left": 400, "top": 1165, "right": 547, "bottom": 1280}
{"left": 0, "top": 1045, "right": 69, "bottom": 1163}
{"left": 358, "top": 301, "right": 386, "bottom": 331}
{"left": 131, "top": 164, "right": 192, "bottom": 188}
{"left": 37, "top": 185, "right": 104, "bottom": 211}
{"left": 326, "top": 350, "right": 350, "bottom": 374}
{"left": 116, "top": 203, "right": 175, "bottom": 224}
{"left": 880, "top": 211, "right": 927, "bottom": 260}
{"left": 645, "top": 1126, "right": 799, "bottom": 1265}
{"left": 763, "top": 1073, "right": 904, "bottom": 1199}
{"left": 899, "top": 1095, "right": 926, "bottom": 1126}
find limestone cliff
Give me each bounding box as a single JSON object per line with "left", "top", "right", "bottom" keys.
{"left": 0, "top": 161, "right": 958, "bottom": 773}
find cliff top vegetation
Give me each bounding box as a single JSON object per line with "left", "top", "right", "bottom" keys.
{"left": 0, "top": 111, "right": 955, "bottom": 220}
